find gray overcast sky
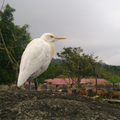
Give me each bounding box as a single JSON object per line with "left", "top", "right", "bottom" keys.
{"left": 1, "top": 0, "right": 120, "bottom": 65}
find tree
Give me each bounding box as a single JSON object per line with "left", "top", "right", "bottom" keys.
{"left": 0, "top": 4, "right": 31, "bottom": 84}
{"left": 89, "top": 54, "right": 98, "bottom": 94}
{"left": 54, "top": 62, "right": 63, "bottom": 77}
{"left": 57, "top": 47, "right": 98, "bottom": 84}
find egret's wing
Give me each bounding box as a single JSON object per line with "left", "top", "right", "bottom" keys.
{"left": 17, "top": 38, "right": 51, "bottom": 87}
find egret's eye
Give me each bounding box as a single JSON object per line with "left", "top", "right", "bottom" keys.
{"left": 50, "top": 36, "right": 54, "bottom": 38}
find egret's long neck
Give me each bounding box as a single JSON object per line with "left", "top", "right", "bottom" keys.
{"left": 49, "top": 42, "right": 55, "bottom": 61}
{"left": 42, "top": 38, "right": 55, "bottom": 61}
{"left": 42, "top": 38, "right": 49, "bottom": 42}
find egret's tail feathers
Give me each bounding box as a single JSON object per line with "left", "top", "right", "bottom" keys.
{"left": 17, "top": 71, "right": 30, "bottom": 87}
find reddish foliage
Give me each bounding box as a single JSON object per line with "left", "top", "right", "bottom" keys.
{"left": 108, "top": 90, "right": 120, "bottom": 99}
{"left": 77, "top": 89, "right": 88, "bottom": 96}
{"left": 93, "top": 89, "right": 103, "bottom": 96}
{"left": 67, "top": 88, "right": 72, "bottom": 94}
{"left": 101, "top": 89, "right": 108, "bottom": 98}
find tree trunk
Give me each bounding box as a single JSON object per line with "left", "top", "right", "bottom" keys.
{"left": 89, "top": 57, "right": 98, "bottom": 95}
{"left": 13, "top": 64, "right": 18, "bottom": 85}
{"left": 95, "top": 75, "right": 97, "bottom": 95}
{"left": 77, "top": 74, "right": 82, "bottom": 86}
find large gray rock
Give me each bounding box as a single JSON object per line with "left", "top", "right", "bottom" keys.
{"left": 0, "top": 90, "right": 120, "bottom": 120}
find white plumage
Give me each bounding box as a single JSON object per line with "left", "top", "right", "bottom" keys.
{"left": 17, "top": 33, "right": 66, "bottom": 88}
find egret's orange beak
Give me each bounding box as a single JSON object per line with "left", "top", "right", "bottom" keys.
{"left": 54, "top": 37, "right": 66, "bottom": 40}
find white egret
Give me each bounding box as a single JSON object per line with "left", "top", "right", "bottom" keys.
{"left": 17, "top": 33, "right": 66, "bottom": 90}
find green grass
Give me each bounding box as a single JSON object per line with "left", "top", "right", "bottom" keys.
{"left": 98, "top": 96, "right": 120, "bottom": 106}
{"left": 98, "top": 96, "right": 105, "bottom": 100}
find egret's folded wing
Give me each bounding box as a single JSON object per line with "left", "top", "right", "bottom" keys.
{"left": 17, "top": 38, "right": 51, "bottom": 87}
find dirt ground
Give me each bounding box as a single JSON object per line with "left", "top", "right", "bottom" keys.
{"left": 0, "top": 90, "right": 120, "bottom": 120}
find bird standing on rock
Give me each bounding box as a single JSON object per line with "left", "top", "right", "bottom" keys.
{"left": 17, "top": 33, "right": 66, "bottom": 90}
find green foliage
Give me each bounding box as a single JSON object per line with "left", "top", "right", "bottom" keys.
{"left": 0, "top": 67, "right": 12, "bottom": 84}
{"left": 54, "top": 62, "right": 63, "bottom": 77}
{"left": 56, "top": 74, "right": 68, "bottom": 78}
{"left": 108, "top": 75, "right": 120, "bottom": 83}
{"left": 84, "top": 76, "right": 95, "bottom": 78}
{"left": 95, "top": 63, "right": 120, "bottom": 83}
{"left": 57, "top": 47, "right": 98, "bottom": 84}
{"left": 0, "top": 4, "right": 31, "bottom": 84}
{"left": 54, "top": 51, "right": 120, "bottom": 84}
{"left": 104, "top": 65, "right": 120, "bottom": 76}
{"left": 95, "top": 64, "right": 112, "bottom": 80}
{"left": 48, "top": 82, "right": 52, "bottom": 85}
{"left": 37, "top": 62, "right": 56, "bottom": 84}
{"left": 98, "top": 96, "right": 105, "bottom": 100}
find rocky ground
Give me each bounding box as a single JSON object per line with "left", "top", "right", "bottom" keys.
{"left": 0, "top": 90, "right": 120, "bottom": 120}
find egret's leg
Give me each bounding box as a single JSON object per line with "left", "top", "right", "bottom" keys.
{"left": 34, "top": 78, "right": 37, "bottom": 90}
{"left": 28, "top": 77, "right": 32, "bottom": 90}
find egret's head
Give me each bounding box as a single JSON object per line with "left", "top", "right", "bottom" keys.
{"left": 41, "top": 33, "right": 66, "bottom": 42}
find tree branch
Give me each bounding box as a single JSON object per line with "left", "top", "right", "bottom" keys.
{"left": 0, "top": 29, "right": 14, "bottom": 65}
{"left": 0, "top": 0, "right": 5, "bottom": 13}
